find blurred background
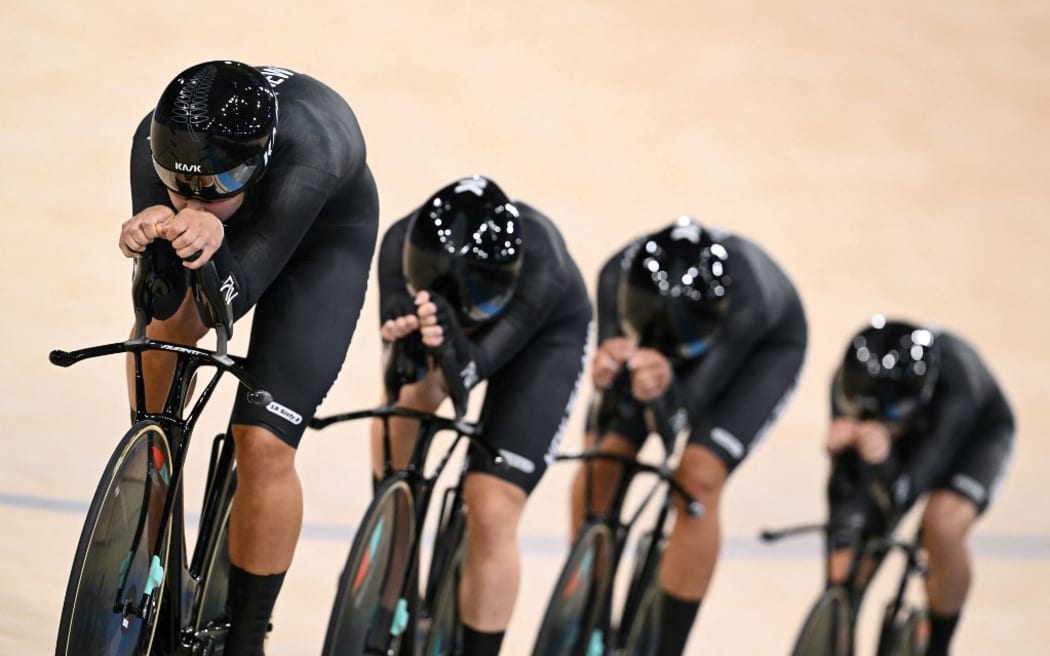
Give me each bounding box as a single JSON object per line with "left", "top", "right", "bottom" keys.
{"left": 2, "top": 1, "right": 1047, "bottom": 653}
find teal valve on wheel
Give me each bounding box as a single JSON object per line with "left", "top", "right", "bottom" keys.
{"left": 587, "top": 630, "right": 604, "bottom": 656}
{"left": 144, "top": 555, "right": 165, "bottom": 596}
{"left": 390, "top": 598, "right": 409, "bottom": 636}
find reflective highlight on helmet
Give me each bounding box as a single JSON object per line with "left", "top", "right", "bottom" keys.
{"left": 837, "top": 315, "right": 939, "bottom": 422}
{"left": 619, "top": 216, "right": 732, "bottom": 361}
{"left": 404, "top": 175, "right": 523, "bottom": 326}
{"left": 150, "top": 60, "right": 278, "bottom": 201}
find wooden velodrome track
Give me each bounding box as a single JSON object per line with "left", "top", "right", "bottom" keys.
{"left": 2, "top": 2, "right": 1047, "bottom": 654}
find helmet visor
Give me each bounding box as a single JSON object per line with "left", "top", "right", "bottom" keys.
{"left": 837, "top": 369, "right": 923, "bottom": 422}
{"left": 405, "top": 245, "right": 519, "bottom": 326}
{"left": 153, "top": 158, "right": 259, "bottom": 201}
{"left": 621, "top": 289, "right": 724, "bottom": 361}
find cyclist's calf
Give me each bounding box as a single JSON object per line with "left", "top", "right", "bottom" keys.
{"left": 229, "top": 425, "right": 302, "bottom": 572}
{"left": 921, "top": 491, "right": 978, "bottom": 613}
{"left": 460, "top": 474, "right": 528, "bottom": 630}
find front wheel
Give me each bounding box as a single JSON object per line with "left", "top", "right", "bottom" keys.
{"left": 618, "top": 532, "right": 664, "bottom": 656}
{"left": 421, "top": 498, "right": 467, "bottom": 656}
{"left": 531, "top": 521, "right": 616, "bottom": 656}
{"left": 188, "top": 467, "right": 238, "bottom": 650}
{"left": 55, "top": 422, "right": 174, "bottom": 656}
{"left": 322, "top": 476, "right": 416, "bottom": 656}
{"left": 790, "top": 585, "right": 853, "bottom": 656}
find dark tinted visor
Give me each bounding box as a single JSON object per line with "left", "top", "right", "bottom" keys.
{"left": 405, "top": 245, "right": 519, "bottom": 325}
{"left": 839, "top": 370, "right": 922, "bottom": 422}
{"left": 153, "top": 158, "right": 258, "bottom": 201}
{"left": 622, "top": 291, "right": 724, "bottom": 362}
{"left": 456, "top": 265, "right": 518, "bottom": 323}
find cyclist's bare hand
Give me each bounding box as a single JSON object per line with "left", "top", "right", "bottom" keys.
{"left": 120, "top": 205, "right": 174, "bottom": 257}
{"left": 855, "top": 421, "right": 892, "bottom": 464}
{"left": 592, "top": 337, "right": 636, "bottom": 389}
{"left": 628, "top": 347, "right": 673, "bottom": 402}
{"left": 415, "top": 290, "right": 444, "bottom": 348}
{"left": 158, "top": 207, "right": 225, "bottom": 269}
{"left": 826, "top": 417, "right": 859, "bottom": 454}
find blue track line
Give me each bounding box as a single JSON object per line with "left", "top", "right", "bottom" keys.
{"left": 4, "top": 489, "right": 1048, "bottom": 559}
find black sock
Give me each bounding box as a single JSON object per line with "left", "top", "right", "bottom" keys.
{"left": 656, "top": 590, "right": 702, "bottom": 656}
{"left": 224, "top": 564, "right": 285, "bottom": 656}
{"left": 460, "top": 624, "right": 504, "bottom": 656}
{"left": 926, "top": 610, "right": 960, "bottom": 656}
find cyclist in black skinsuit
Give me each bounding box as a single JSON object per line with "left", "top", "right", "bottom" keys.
{"left": 118, "top": 60, "right": 378, "bottom": 655}
{"left": 825, "top": 316, "right": 1015, "bottom": 656}
{"left": 574, "top": 216, "right": 807, "bottom": 655}
{"left": 375, "top": 175, "right": 591, "bottom": 655}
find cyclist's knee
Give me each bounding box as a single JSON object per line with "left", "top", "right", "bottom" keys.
{"left": 394, "top": 372, "right": 447, "bottom": 411}
{"left": 675, "top": 445, "right": 728, "bottom": 506}
{"left": 586, "top": 432, "right": 638, "bottom": 488}
{"left": 826, "top": 548, "right": 854, "bottom": 585}
{"left": 463, "top": 474, "right": 526, "bottom": 551}
{"left": 921, "top": 491, "right": 977, "bottom": 552}
{"left": 145, "top": 292, "right": 209, "bottom": 343}
{"left": 231, "top": 425, "right": 297, "bottom": 483}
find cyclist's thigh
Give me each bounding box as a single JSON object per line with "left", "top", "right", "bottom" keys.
{"left": 469, "top": 309, "right": 590, "bottom": 494}
{"left": 231, "top": 242, "right": 371, "bottom": 448}
{"left": 591, "top": 397, "right": 649, "bottom": 452}
{"left": 931, "top": 398, "right": 1015, "bottom": 515}
{"left": 687, "top": 338, "right": 804, "bottom": 474}
{"left": 584, "top": 381, "right": 650, "bottom": 452}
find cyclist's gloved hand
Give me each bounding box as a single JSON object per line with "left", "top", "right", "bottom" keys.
{"left": 591, "top": 369, "right": 636, "bottom": 434}
{"left": 382, "top": 330, "right": 429, "bottom": 404}
{"left": 426, "top": 292, "right": 485, "bottom": 417}
{"left": 864, "top": 457, "right": 904, "bottom": 528}
{"left": 381, "top": 294, "right": 419, "bottom": 328}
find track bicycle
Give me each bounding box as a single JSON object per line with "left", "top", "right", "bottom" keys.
{"left": 760, "top": 521, "right": 928, "bottom": 656}
{"left": 53, "top": 245, "right": 272, "bottom": 655}
{"left": 531, "top": 396, "right": 704, "bottom": 656}
{"left": 313, "top": 338, "right": 504, "bottom": 656}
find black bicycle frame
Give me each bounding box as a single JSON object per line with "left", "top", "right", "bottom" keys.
{"left": 52, "top": 257, "right": 271, "bottom": 653}
{"left": 554, "top": 399, "right": 703, "bottom": 647}
{"left": 760, "top": 523, "right": 926, "bottom": 638}
{"left": 310, "top": 402, "right": 501, "bottom": 654}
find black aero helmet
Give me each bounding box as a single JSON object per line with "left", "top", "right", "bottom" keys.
{"left": 837, "top": 316, "right": 940, "bottom": 422}
{"left": 404, "top": 175, "right": 524, "bottom": 326}
{"left": 619, "top": 216, "right": 732, "bottom": 361}
{"left": 150, "top": 60, "right": 277, "bottom": 201}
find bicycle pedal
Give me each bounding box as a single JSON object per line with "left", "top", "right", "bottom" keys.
{"left": 186, "top": 618, "right": 231, "bottom": 655}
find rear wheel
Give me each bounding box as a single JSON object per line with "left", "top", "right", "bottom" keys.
{"left": 790, "top": 586, "right": 853, "bottom": 656}
{"left": 55, "top": 422, "right": 173, "bottom": 656}
{"left": 322, "top": 476, "right": 416, "bottom": 656}
{"left": 531, "top": 522, "right": 616, "bottom": 656}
